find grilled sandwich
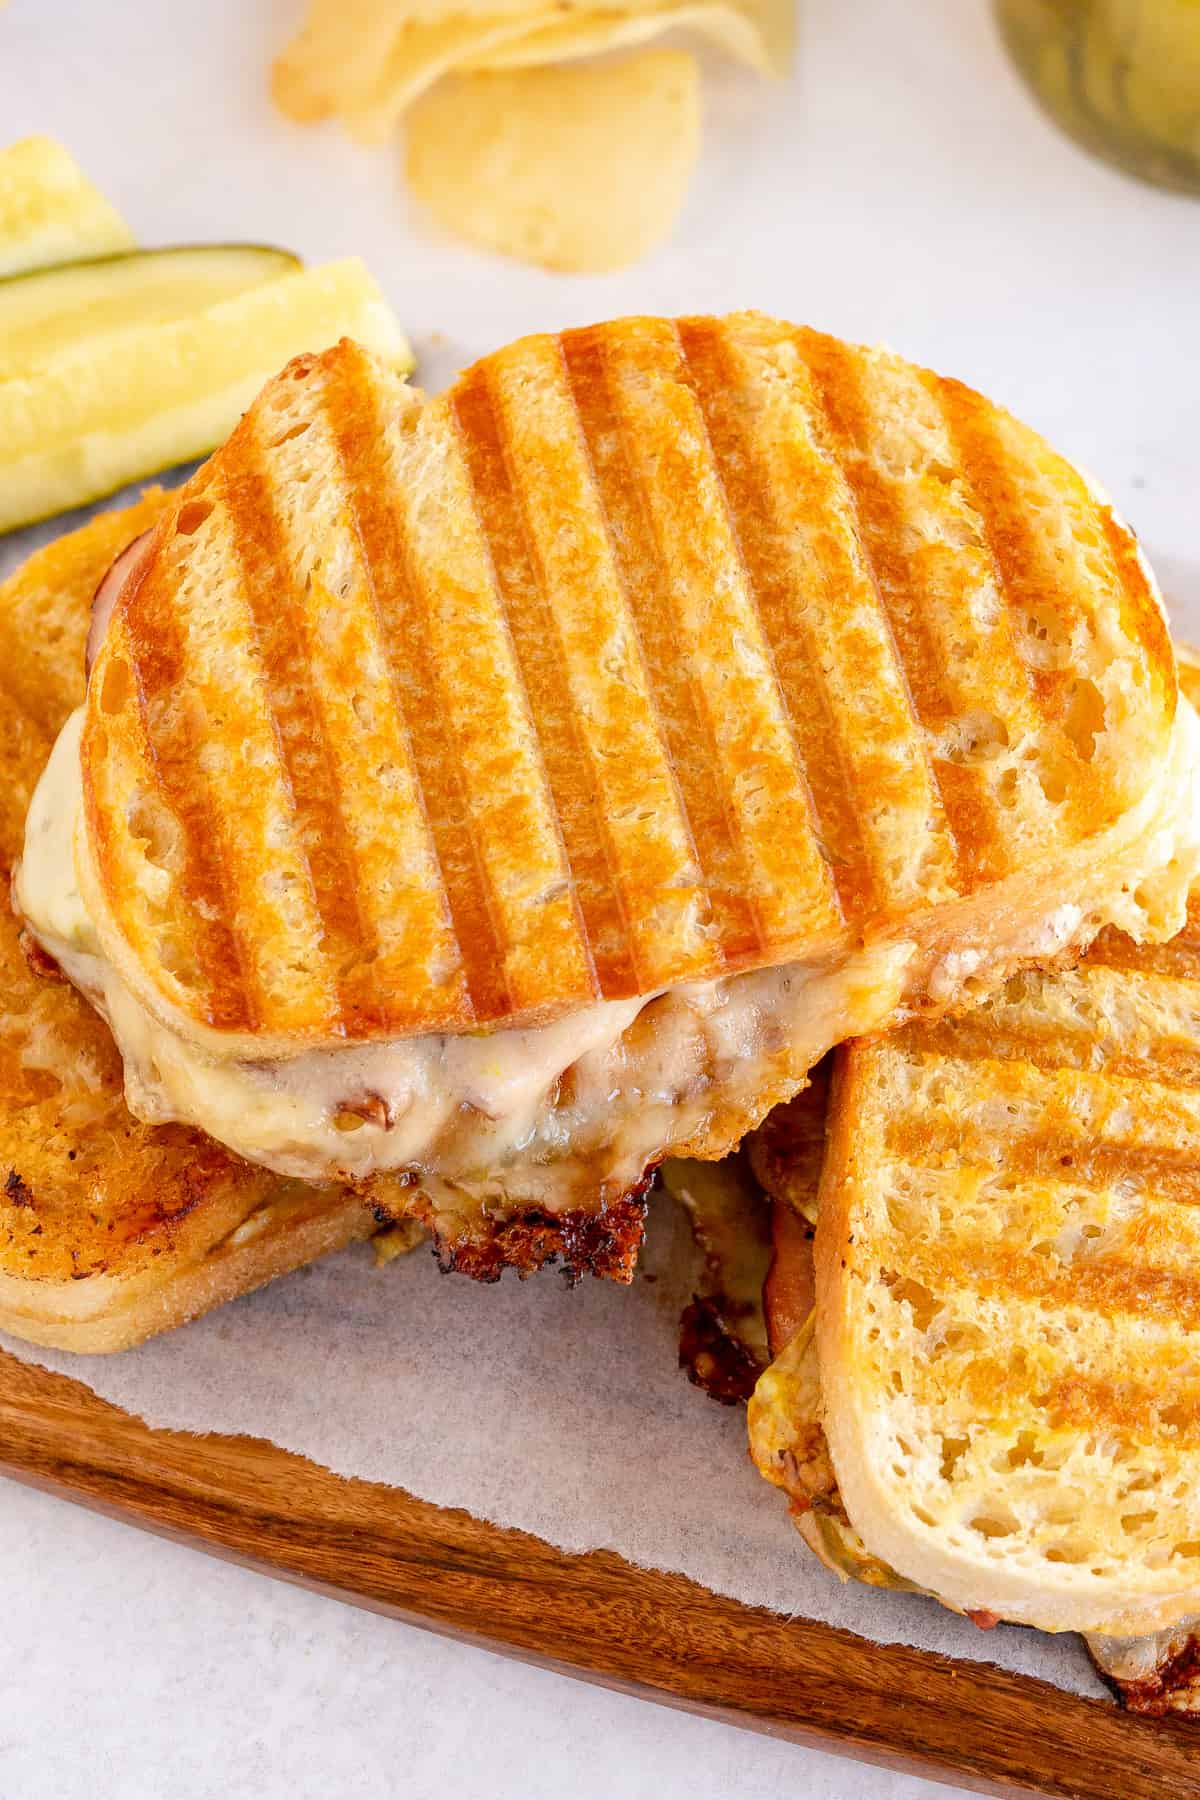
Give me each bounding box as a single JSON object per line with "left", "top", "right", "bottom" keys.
{"left": 14, "top": 313, "right": 1200, "bottom": 1291}
{"left": 750, "top": 660, "right": 1200, "bottom": 1688}
{"left": 0, "top": 498, "right": 403, "bottom": 1352}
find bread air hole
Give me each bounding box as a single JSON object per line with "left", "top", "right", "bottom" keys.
{"left": 942, "top": 709, "right": 1010, "bottom": 766}
{"left": 996, "top": 767, "right": 1020, "bottom": 809}
{"left": 175, "top": 498, "right": 214, "bottom": 536}
{"left": 1035, "top": 756, "right": 1070, "bottom": 807}
{"left": 970, "top": 1511, "right": 1019, "bottom": 1539}
{"left": 881, "top": 1271, "right": 939, "bottom": 1333}
{"left": 1000, "top": 1430, "right": 1044, "bottom": 1471}
{"left": 939, "top": 1435, "right": 969, "bottom": 1481}
{"left": 1021, "top": 600, "right": 1073, "bottom": 667}
{"left": 1062, "top": 677, "right": 1106, "bottom": 761}
{"left": 156, "top": 935, "right": 200, "bottom": 990}
{"left": 270, "top": 421, "right": 310, "bottom": 448}
{"left": 127, "top": 788, "right": 180, "bottom": 871}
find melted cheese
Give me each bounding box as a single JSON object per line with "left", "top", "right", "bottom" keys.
{"left": 15, "top": 697, "right": 1200, "bottom": 1207}
{"left": 16, "top": 709, "right": 918, "bottom": 1193}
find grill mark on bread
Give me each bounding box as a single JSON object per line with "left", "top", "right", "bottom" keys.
{"left": 80, "top": 330, "right": 1185, "bottom": 1047}
{"left": 218, "top": 448, "right": 383, "bottom": 1032}
{"left": 908, "top": 1016, "right": 1200, "bottom": 1090}
{"left": 931, "top": 375, "right": 1067, "bottom": 714}
{"left": 1100, "top": 507, "right": 1175, "bottom": 721}
{"left": 560, "top": 325, "right": 762, "bottom": 965}
{"left": 1033, "top": 1366, "right": 1200, "bottom": 1450}
{"left": 930, "top": 376, "right": 1111, "bottom": 838}
{"left": 602, "top": 319, "right": 843, "bottom": 949}
{"left": 671, "top": 317, "right": 876, "bottom": 918}
{"left": 323, "top": 353, "right": 504, "bottom": 1022}
{"left": 887, "top": 1096, "right": 1200, "bottom": 1203}
{"left": 363, "top": 353, "right": 595, "bottom": 1023}
{"left": 704, "top": 316, "right": 963, "bottom": 913}
{"left": 113, "top": 558, "right": 257, "bottom": 1031}
{"left": 451, "top": 363, "right": 631, "bottom": 994}
{"left": 485, "top": 335, "right": 715, "bottom": 991}
{"left": 879, "top": 1299, "right": 1200, "bottom": 1448}
{"left": 1086, "top": 928, "right": 1200, "bottom": 982}
{"left": 871, "top": 1244, "right": 1200, "bottom": 1422}
{"left": 903, "top": 949, "right": 1200, "bottom": 1083}
{"left": 268, "top": 385, "right": 462, "bottom": 1031}
{"left": 798, "top": 330, "right": 1011, "bottom": 890}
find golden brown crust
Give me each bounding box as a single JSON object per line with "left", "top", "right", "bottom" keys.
{"left": 1, "top": 497, "right": 655, "bottom": 1352}
{"left": 811, "top": 894, "right": 1200, "bottom": 1635}
{"left": 0, "top": 490, "right": 169, "bottom": 735}
{"left": 0, "top": 496, "right": 382, "bottom": 1349}
{"left": 82, "top": 321, "right": 1179, "bottom": 1055}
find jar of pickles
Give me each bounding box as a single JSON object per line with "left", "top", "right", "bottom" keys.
{"left": 997, "top": 1, "right": 1200, "bottom": 194}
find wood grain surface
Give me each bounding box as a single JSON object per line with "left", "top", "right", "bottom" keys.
{"left": 2, "top": 1345, "right": 1198, "bottom": 1799}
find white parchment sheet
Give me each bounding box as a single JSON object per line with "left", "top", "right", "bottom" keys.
{"left": 2, "top": 1194, "right": 1108, "bottom": 1700}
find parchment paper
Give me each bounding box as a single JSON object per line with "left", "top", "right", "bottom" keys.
{"left": 8, "top": 508, "right": 1200, "bottom": 1717}
{"left": 1, "top": 1195, "right": 1108, "bottom": 1700}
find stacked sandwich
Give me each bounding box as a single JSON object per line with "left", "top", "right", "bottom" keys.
{"left": 745, "top": 667, "right": 1200, "bottom": 1711}
{"left": 5, "top": 309, "right": 1200, "bottom": 1703}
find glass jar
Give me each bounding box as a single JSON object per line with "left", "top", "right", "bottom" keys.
{"left": 996, "top": 0, "right": 1200, "bottom": 194}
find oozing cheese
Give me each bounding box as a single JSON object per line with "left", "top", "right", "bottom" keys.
{"left": 15, "top": 698, "right": 1200, "bottom": 1208}
{"left": 15, "top": 708, "right": 915, "bottom": 1193}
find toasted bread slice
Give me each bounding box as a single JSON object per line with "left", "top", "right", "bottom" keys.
{"left": 750, "top": 652, "right": 1200, "bottom": 1635}
{"left": 82, "top": 318, "right": 1190, "bottom": 1062}
{"left": 747, "top": 1081, "right": 918, "bottom": 1597}
{"left": 814, "top": 891, "right": 1200, "bottom": 1636}
{"left": 0, "top": 501, "right": 385, "bottom": 1352}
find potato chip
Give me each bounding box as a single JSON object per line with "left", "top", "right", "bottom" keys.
{"left": 270, "top": 0, "right": 731, "bottom": 136}
{"left": 271, "top": 0, "right": 411, "bottom": 122}
{"left": 340, "top": 14, "right": 572, "bottom": 144}
{"left": 405, "top": 51, "right": 701, "bottom": 272}
{"left": 465, "top": 4, "right": 771, "bottom": 76}
{"left": 748, "top": 0, "right": 795, "bottom": 76}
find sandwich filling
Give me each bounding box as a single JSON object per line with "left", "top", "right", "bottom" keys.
{"left": 15, "top": 695, "right": 1200, "bottom": 1209}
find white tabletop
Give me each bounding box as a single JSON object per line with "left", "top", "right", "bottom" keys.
{"left": 2, "top": 0, "right": 1197, "bottom": 1795}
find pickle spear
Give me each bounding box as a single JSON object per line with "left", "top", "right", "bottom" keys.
{"left": 0, "top": 257, "right": 414, "bottom": 533}
{"left": 0, "top": 244, "right": 301, "bottom": 379}
{"left": 0, "top": 136, "right": 133, "bottom": 278}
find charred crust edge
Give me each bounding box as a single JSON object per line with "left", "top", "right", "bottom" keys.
{"left": 430, "top": 1183, "right": 651, "bottom": 1286}
{"left": 1089, "top": 1633, "right": 1200, "bottom": 1716}
{"left": 4, "top": 1169, "right": 33, "bottom": 1209}
{"left": 678, "top": 1295, "right": 764, "bottom": 1405}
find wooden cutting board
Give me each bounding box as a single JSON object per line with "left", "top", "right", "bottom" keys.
{"left": 1, "top": 1344, "right": 1197, "bottom": 1800}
